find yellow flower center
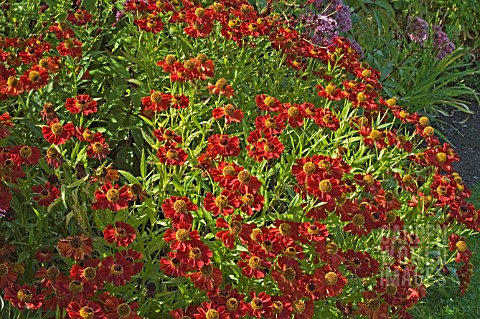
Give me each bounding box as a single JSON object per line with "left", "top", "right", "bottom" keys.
{"left": 242, "top": 193, "right": 254, "bottom": 206}
{"left": 106, "top": 189, "right": 119, "bottom": 202}
{"left": 386, "top": 98, "right": 397, "bottom": 106}
{"left": 357, "top": 92, "right": 367, "bottom": 103}
{"left": 7, "top": 76, "right": 18, "bottom": 86}
{"left": 173, "top": 200, "right": 187, "bottom": 213}
{"left": 436, "top": 152, "right": 447, "bottom": 163}
{"left": 223, "top": 104, "right": 235, "bottom": 116}
{"left": 29, "top": 71, "right": 41, "bottom": 82}
{"left": 285, "top": 246, "right": 296, "bottom": 257}
{"left": 325, "top": 272, "right": 338, "bottom": 285}
{"left": 362, "top": 69, "right": 372, "bottom": 78}
{"left": 369, "top": 129, "right": 382, "bottom": 141}
{"left": 363, "top": 175, "right": 374, "bottom": 185}
{"left": 292, "top": 300, "right": 305, "bottom": 313}
{"left": 175, "top": 229, "right": 189, "bottom": 242}
{"left": 264, "top": 96, "right": 275, "bottom": 107}
{"left": 287, "top": 106, "right": 299, "bottom": 117}
{"left": 325, "top": 84, "right": 335, "bottom": 95}
{"left": 326, "top": 242, "right": 339, "bottom": 255}
{"left": 110, "top": 264, "right": 123, "bottom": 275}
{"left": 307, "top": 225, "right": 319, "bottom": 235}
{"left": 419, "top": 116, "right": 429, "bottom": 126}
{"left": 215, "top": 78, "right": 228, "bottom": 90}
{"left": 215, "top": 195, "right": 228, "bottom": 208}
{"left": 251, "top": 298, "right": 263, "bottom": 310}
{"left": 92, "top": 142, "right": 104, "bottom": 153}
{"left": 456, "top": 240, "right": 468, "bottom": 252}
{"left": 423, "top": 126, "right": 435, "bottom": 136}
{"left": 273, "top": 300, "right": 283, "bottom": 314}
{"left": 51, "top": 123, "right": 64, "bottom": 135}
{"left": 79, "top": 306, "right": 94, "bottom": 319}
{"left": 17, "top": 289, "right": 33, "bottom": 302}
{"left": 189, "top": 247, "right": 201, "bottom": 259}
{"left": 150, "top": 91, "right": 163, "bottom": 103}
{"left": 248, "top": 256, "right": 261, "bottom": 269}
{"left": 64, "top": 39, "right": 74, "bottom": 49}
{"left": 19, "top": 146, "right": 32, "bottom": 158}
{"left": 248, "top": 23, "right": 258, "bottom": 31}
{"left": 195, "top": 7, "right": 205, "bottom": 18}
{"left": 183, "top": 60, "right": 195, "bottom": 70}
{"left": 226, "top": 298, "right": 239, "bottom": 310}
{"left": 165, "top": 54, "right": 176, "bottom": 65}
{"left": 69, "top": 280, "right": 83, "bottom": 293}
{"left": 74, "top": 11, "right": 84, "bottom": 20}
{"left": 385, "top": 212, "right": 396, "bottom": 223}
{"left": 166, "top": 149, "right": 178, "bottom": 160}
{"left": 319, "top": 179, "right": 332, "bottom": 192}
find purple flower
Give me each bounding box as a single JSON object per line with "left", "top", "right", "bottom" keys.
{"left": 335, "top": 5, "right": 352, "bottom": 32}
{"left": 408, "top": 17, "right": 429, "bottom": 45}
{"left": 348, "top": 39, "right": 364, "bottom": 58}
{"left": 433, "top": 25, "right": 456, "bottom": 59}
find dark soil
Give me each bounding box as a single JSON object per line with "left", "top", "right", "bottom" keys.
{"left": 436, "top": 102, "right": 480, "bottom": 187}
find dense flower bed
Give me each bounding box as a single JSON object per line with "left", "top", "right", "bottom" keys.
{"left": 0, "top": 1, "right": 477, "bottom": 318}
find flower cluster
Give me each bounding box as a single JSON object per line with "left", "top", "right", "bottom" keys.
{"left": 0, "top": 1, "right": 477, "bottom": 319}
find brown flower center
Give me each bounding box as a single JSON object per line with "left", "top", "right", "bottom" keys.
{"left": 367, "top": 298, "right": 381, "bottom": 311}
{"left": 237, "top": 171, "right": 251, "bottom": 184}
{"left": 200, "top": 264, "right": 213, "bottom": 276}
{"left": 0, "top": 264, "right": 8, "bottom": 277}
{"left": 117, "top": 303, "right": 131, "bottom": 317}
{"left": 189, "top": 247, "right": 201, "bottom": 259}
{"left": 352, "top": 214, "right": 366, "bottom": 226}
{"left": 111, "top": 264, "right": 123, "bottom": 275}
{"left": 229, "top": 221, "right": 242, "bottom": 234}
{"left": 69, "top": 280, "right": 83, "bottom": 293}
{"left": 223, "top": 104, "right": 235, "bottom": 116}
{"left": 386, "top": 284, "right": 397, "bottom": 295}
{"left": 385, "top": 212, "right": 396, "bottom": 224}
{"left": 47, "top": 265, "right": 60, "bottom": 279}
{"left": 70, "top": 236, "right": 83, "bottom": 248}
{"left": 83, "top": 267, "right": 96, "bottom": 280}
{"left": 283, "top": 267, "right": 296, "bottom": 281}
{"left": 64, "top": 39, "right": 74, "bottom": 49}
{"left": 278, "top": 223, "right": 291, "bottom": 235}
